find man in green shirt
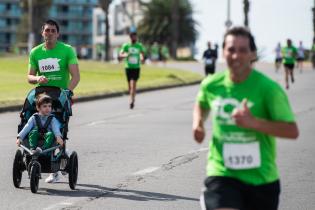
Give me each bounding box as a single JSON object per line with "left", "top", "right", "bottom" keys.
{"left": 281, "top": 39, "right": 297, "bottom": 89}
{"left": 119, "top": 31, "right": 145, "bottom": 109}
{"left": 193, "top": 27, "right": 299, "bottom": 210}
{"left": 27, "top": 19, "right": 80, "bottom": 183}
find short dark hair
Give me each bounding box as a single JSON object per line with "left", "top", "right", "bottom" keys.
{"left": 42, "top": 19, "right": 60, "bottom": 33}
{"left": 36, "top": 94, "right": 52, "bottom": 108}
{"left": 222, "top": 27, "right": 257, "bottom": 52}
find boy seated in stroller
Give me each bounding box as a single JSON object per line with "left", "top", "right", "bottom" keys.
{"left": 16, "top": 93, "right": 64, "bottom": 154}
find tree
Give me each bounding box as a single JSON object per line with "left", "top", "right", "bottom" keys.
{"left": 18, "top": 0, "right": 53, "bottom": 46}
{"left": 243, "top": 0, "right": 250, "bottom": 28}
{"left": 99, "top": 0, "right": 113, "bottom": 61}
{"left": 138, "top": 0, "right": 197, "bottom": 59}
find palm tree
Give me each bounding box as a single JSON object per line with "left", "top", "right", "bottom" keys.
{"left": 312, "top": 0, "right": 315, "bottom": 68}
{"left": 19, "top": 0, "right": 53, "bottom": 45}
{"left": 138, "top": 0, "right": 197, "bottom": 59}
{"left": 99, "top": 0, "right": 113, "bottom": 61}
{"left": 243, "top": 0, "right": 250, "bottom": 28}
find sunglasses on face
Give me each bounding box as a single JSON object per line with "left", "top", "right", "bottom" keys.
{"left": 44, "top": 28, "right": 57, "bottom": 33}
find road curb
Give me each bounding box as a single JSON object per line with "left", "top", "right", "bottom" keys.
{"left": 0, "top": 80, "right": 202, "bottom": 114}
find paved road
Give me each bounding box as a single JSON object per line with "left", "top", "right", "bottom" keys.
{"left": 0, "top": 62, "right": 314, "bottom": 210}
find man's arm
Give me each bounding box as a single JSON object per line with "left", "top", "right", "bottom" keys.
{"left": 232, "top": 99, "right": 299, "bottom": 139}
{"left": 68, "top": 64, "right": 80, "bottom": 91}
{"left": 192, "top": 103, "right": 210, "bottom": 143}
{"left": 27, "top": 68, "right": 48, "bottom": 84}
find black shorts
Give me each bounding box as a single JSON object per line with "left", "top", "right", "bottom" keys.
{"left": 205, "top": 65, "right": 215, "bottom": 75}
{"left": 201, "top": 176, "right": 280, "bottom": 210}
{"left": 297, "top": 57, "right": 304, "bottom": 61}
{"left": 283, "top": 63, "right": 295, "bottom": 70}
{"left": 275, "top": 58, "right": 282, "bottom": 63}
{"left": 125, "top": 68, "right": 140, "bottom": 81}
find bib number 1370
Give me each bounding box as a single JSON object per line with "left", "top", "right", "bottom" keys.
{"left": 223, "top": 142, "right": 261, "bottom": 169}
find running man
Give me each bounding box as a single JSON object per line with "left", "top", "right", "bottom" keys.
{"left": 193, "top": 27, "right": 299, "bottom": 210}
{"left": 297, "top": 41, "right": 305, "bottom": 73}
{"left": 202, "top": 41, "right": 218, "bottom": 75}
{"left": 281, "top": 39, "right": 297, "bottom": 89}
{"left": 28, "top": 19, "right": 80, "bottom": 183}
{"left": 119, "top": 30, "right": 145, "bottom": 109}
{"left": 274, "top": 42, "right": 282, "bottom": 72}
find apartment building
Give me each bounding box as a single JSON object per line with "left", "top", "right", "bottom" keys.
{"left": 0, "top": 0, "right": 98, "bottom": 56}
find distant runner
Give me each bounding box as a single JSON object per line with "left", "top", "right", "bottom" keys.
{"left": 119, "top": 30, "right": 145, "bottom": 109}
{"left": 282, "top": 39, "right": 297, "bottom": 89}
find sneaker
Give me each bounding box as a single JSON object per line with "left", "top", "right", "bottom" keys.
{"left": 45, "top": 172, "right": 61, "bottom": 183}
{"left": 129, "top": 102, "right": 134, "bottom": 109}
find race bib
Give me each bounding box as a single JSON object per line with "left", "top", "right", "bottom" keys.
{"left": 128, "top": 56, "right": 138, "bottom": 64}
{"left": 223, "top": 142, "right": 261, "bottom": 169}
{"left": 38, "top": 58, "right": 61, "bottom": 73}
{"left": 205, "top": 58, "right": 213, "bottom": 65}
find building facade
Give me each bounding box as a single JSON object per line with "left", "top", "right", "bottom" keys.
{"left": 0, "top": 0, "right": 97, "bottom": 56}
{"left": 0, "top": 0, "right": 21, "bottom": 52}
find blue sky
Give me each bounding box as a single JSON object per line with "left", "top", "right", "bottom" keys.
{"left": 192, "top": 0, "right": 313, "bottom": 61}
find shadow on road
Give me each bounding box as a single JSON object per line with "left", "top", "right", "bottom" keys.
{"left": 19, "top": 183, "right": 199, "bottom": 202}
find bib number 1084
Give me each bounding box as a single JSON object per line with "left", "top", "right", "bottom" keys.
{"left": 223, "top": 142, "right": 261, "bottom": 169}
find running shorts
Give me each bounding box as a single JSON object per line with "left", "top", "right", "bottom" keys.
{"left": 125, "top": 68, "right": 140, "bottom": 81}
{"left": 200, "top": 176, "right": 280, "bottom": 210}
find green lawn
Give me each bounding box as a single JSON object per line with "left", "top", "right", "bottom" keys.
{"left": 0, "top": 56, "right": 202, "bottom": 107}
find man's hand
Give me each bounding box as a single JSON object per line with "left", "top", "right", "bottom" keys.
{"left": 232, "top": 99, "right": 255, "bottom": 129}
{"left": 16, "top": 138, "right": 21, "bottom": 146}
{"left": 37, "top": 75, "right": 48, "bottom": 84}
{"left": 193, "top": 125, "right": 205, "bottom": 143}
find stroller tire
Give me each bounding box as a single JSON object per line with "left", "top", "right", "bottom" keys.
{"left": 30, "top": 162, "right": 40, "bottom": 193}
{"left": 13, "top": 149, "right": 24, "bottom": 188}
{"left": 68, "top": 151, "right": 78, "bottom": 190}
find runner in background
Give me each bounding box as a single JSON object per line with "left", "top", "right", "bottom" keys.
{"left": 119, "top": 29, "right": 145, "bottom": 109}
{"left": 274, "top": 42, "right": 282, "bottom": 72}
{"left": 202, "top": 41, "right": 218, "bottom": 76}
{"left": 296, "top": 41, "right": 305, "bottom": 73}
{"left": 281, "top": 39, "right": 297, "bottom": 89}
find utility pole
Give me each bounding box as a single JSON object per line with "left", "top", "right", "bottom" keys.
{"left": 225, "top": 0, "right": 232, "bottom": 30}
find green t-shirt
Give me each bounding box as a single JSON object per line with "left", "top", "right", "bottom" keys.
{"left": 282, "top": 46, "right": 297, "bottom": 64}
{"left": 197, "top": 69, "right": 295, "bottom": 185}
{"left": 120, "top": 42, "right": 144, "bottom": 69}
{"left": 29, "top": 41, "right": 78, "bottom": 89}
{"left": 150, "top": 44, "right": 160, "bottom": 60}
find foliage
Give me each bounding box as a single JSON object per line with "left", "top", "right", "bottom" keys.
{"left": 137, "top": 0, "right": 197, "bottom": 49}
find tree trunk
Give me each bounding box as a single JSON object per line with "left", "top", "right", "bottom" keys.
{"left": 171, "top": 0, "right": 179, "bottom": 59}
{"left": 312, "top": 0, "right": 315, "bottom": 67}
{"left": 105, "top": 10, "right": 110, "bottom": 61}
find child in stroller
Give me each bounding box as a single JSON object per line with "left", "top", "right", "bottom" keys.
{"left": 17, "top": 93, "right": 64, "bottom": 154}
{"left": 13, "top": 86, "right": 78, "bottom": 193}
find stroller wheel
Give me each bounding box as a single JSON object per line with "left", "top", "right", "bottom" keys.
{"left": 30, "top": 162, "right": 40, "bottom": 193}
{"left": 12, "top": 149, "right": 24, "bottom": 188}
{"left": 68, "top": 151, "right": 78, "bottom": 190}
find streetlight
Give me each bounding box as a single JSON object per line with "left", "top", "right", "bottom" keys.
{"left": 225, "top": 0, "right": 232, "bottom": 30}
{"left": 27, "top": 0, "right": 34, "bottom": 53}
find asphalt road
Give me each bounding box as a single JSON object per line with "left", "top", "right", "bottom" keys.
{"left": 0, "top": 62, "right": 314, "bottom": 210}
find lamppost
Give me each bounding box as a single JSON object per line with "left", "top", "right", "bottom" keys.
{"left": 225, "top": 0, "right": 232, "bottom": 30}
{"left": 27, "top": 0, "right": 34, "bottom": 53}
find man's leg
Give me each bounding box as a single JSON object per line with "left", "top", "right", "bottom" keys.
{"left": 129, "top": 79, "right": 136, "bottom": 109}
{"left": 284, "top": 68, "right": 289, "bottom": 89}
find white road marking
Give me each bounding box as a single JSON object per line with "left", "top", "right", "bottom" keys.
{"left": 132, "top": 166, "right": 160, "bottom": 176}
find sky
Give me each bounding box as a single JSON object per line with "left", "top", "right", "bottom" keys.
{"left": 191, "top": 0, "right": 313, "bottom": 61}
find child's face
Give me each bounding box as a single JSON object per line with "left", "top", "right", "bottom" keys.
{"left": 37, "top": 103, "right": 52, "bottom": 115}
